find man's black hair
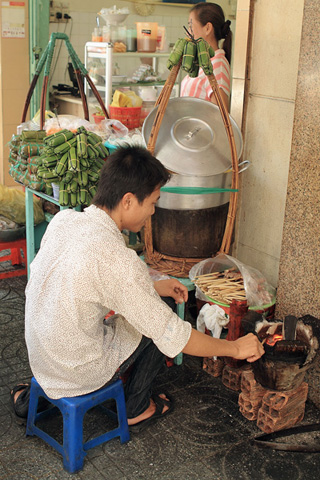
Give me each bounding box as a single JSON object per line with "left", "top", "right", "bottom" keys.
{"left": 92, "top": 145, "right": 170, "bottom": 210}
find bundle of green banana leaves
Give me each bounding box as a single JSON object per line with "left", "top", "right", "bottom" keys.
{"left": 36, "top": 127, "right": 109, "bottom": 207}
{"left": 8, "top": 131, "right": 46, "bottom": 191}
{"left": 167, "top": 37, "right": 215, "bottom": 77}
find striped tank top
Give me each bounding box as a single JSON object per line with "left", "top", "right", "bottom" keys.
{"left": 180, "top": 49, "right": 230, "bottom": 101}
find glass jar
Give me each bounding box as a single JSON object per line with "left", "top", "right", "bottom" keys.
{"left": 126, "top": 28, "right": 137, "bottom": 52}
{"left": 102, "top": 25, "right": 111, "bottom": 43}
{"left": 111, "top": 25, "right": 127, "bottom": 53}
{"left": 92, "top": 27, "right": 102, "bottom": 42}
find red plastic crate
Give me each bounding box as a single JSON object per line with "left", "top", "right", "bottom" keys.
{"left": 0, "top": 238, "right": 27, "bottom": 279}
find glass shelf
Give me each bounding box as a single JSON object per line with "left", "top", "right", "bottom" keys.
{"left": 87, "top": 51, "right": 170, "bottom": 60}
{"left": 94, "top": 80, "right": 167, "bottom": 91}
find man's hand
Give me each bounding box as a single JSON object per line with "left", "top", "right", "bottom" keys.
{"left": 154, "top": 279, "right": 188, "bottom": 304}
{"left": 232, "top": 333, "right": 265, "bottom": 362}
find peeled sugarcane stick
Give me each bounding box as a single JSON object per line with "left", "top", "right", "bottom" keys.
{"left": 195, "top": 267, "right": 247, "bottom": 304}
{"left": 194, "top": 271, "right": 222, "bottom": 278}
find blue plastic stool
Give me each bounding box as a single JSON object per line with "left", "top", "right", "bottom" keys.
{"left": 26, "top": 377, "right": 130, "bottom": 473}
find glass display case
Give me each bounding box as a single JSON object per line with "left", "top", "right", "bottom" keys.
{"left": 84, "top": 42, "right": 181, "bottom": 115}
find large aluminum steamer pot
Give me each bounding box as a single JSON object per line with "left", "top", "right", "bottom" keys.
{"left": 158, "top": 171, "right": 231, "bottom": 209}
{"left": 142, "top": 97, "right": 243, "bottom": 210}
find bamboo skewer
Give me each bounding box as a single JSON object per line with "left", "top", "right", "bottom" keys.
{"left": 194, "top": 269, "right": 247, "bottom": 304}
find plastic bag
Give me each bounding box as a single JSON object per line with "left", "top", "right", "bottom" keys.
{"left": 105, "top": 128, "right": 145, "bottom": 149}
{"left": 0, "top": 185, "right": 45, "bottom": 225}
{"left": 44, "top": 115, "right": 128, "bottom": 143}
{"left": 99, "top": 118, "right": 128, "bottom": 137}
{"left": 7, "top": 133, "right": 46, "bottom": 191}
{"left": 111, "top": 89, "right": 143, "bottom": 108}
{"left": 189, "top": 253, "right": 276, "bottom": 307}
{"left": 44, "top": 116, "right": 95, "bottom": 135}
{"left": 147, "top": 268, "right": 171, "bottom": 282}
{"left": 0, "top": 215, "right": 19, "bottom": 231}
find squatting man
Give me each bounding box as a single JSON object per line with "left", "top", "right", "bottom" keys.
{"left": 11, "top": 145, "right": 264, "bottom": 432}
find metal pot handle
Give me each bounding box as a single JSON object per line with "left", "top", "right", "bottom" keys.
{"left": 238, "top": 160, "right": 251, "bottom": 173}
{"left": 224, "top": 160, "right": 251, "bottom": 174}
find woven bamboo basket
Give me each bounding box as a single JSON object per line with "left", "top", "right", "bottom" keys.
{"left": 144, "top": 59, "right": 239, "bottom": 278}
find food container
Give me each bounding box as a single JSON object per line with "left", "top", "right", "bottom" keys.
{"left": 156, "top": 26, "right": 166, "bottom": 52}
{"left": 126, "top": 28, "right": 137, "bottom": 52}
{"left": 111, "top": 25, "right": 127, "bottom": 52}
{"left": 102, "top": 25, "right": 111, "bottom": 42}
{"left": 136, "top": 22, "right": 158, "bottom": 53}
{"left": 92, "top": 27, "right": 102, "bottom": 42}
{"left": 140, "top": 101, "right": 155, "bottom": 126}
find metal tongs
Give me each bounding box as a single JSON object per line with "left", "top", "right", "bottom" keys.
{"left": 252, "top": 423, "right": 320, "bottom": 452}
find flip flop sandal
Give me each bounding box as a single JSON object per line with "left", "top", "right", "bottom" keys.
{"left": 128, "top": 393, "right": 174, "bottom": 434}
{"left": 10, "top": 384, "right": 30, "bottom": 425}
{"left": 10, "top": 383, "right": 52, "bottom": 426}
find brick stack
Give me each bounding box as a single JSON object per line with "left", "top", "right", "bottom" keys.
{"left": 239, "top": 370, "right": 267, "bottom": 420}
{"left": 257, "top": 382, "right": 308, "bottom": 433}
{"left": 203, "top": 357, "right": 225, "bottom": 377}
{"left": 222, "top": 364, "right": 251, "bottom": 391}
{"left": 238, "top": 370, "right": 309, "bottom": 433}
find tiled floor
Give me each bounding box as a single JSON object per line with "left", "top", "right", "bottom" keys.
{"left": 1, "top": 269, "right": 320, "bottom": 479}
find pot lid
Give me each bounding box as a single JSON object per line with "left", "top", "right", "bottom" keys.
{"left": 142, "top": 97, "right": 243, "bottom": 176}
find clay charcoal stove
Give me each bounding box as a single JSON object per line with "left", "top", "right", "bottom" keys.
{"left": 250, "top": 313, "right": 318, "bottom": 391}
{"left": 238, "top": 311, "right": 319, "bottom": 433}
{"left": 239, "top": 311, "right": 319, "bottom": 433}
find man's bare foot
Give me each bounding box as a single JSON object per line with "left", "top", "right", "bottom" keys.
{"left": 127, "top": 393, "right": 170, "bottom": 426}
{"left": 11, "top": 383, "right": 28, "bottom": 404}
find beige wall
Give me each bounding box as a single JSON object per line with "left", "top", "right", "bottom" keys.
{"left": 66, "top": 0, "right": 233, "bottom": 16}
{"left": 0, "top": 1, "right": 30, "bottom": 186}
{"left": 232, "top": 0, "right": 305, "bottom": 288}
{"left": 276, "top": 0, "right": 320, "bottom": 318}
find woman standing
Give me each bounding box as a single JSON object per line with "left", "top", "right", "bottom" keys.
{"left": 180, "top": 2, "right": 232, "bottom": 110}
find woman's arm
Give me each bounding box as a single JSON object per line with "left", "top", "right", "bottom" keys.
{"left": 210, "top": 88, "right": 230, "bottom": 111}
